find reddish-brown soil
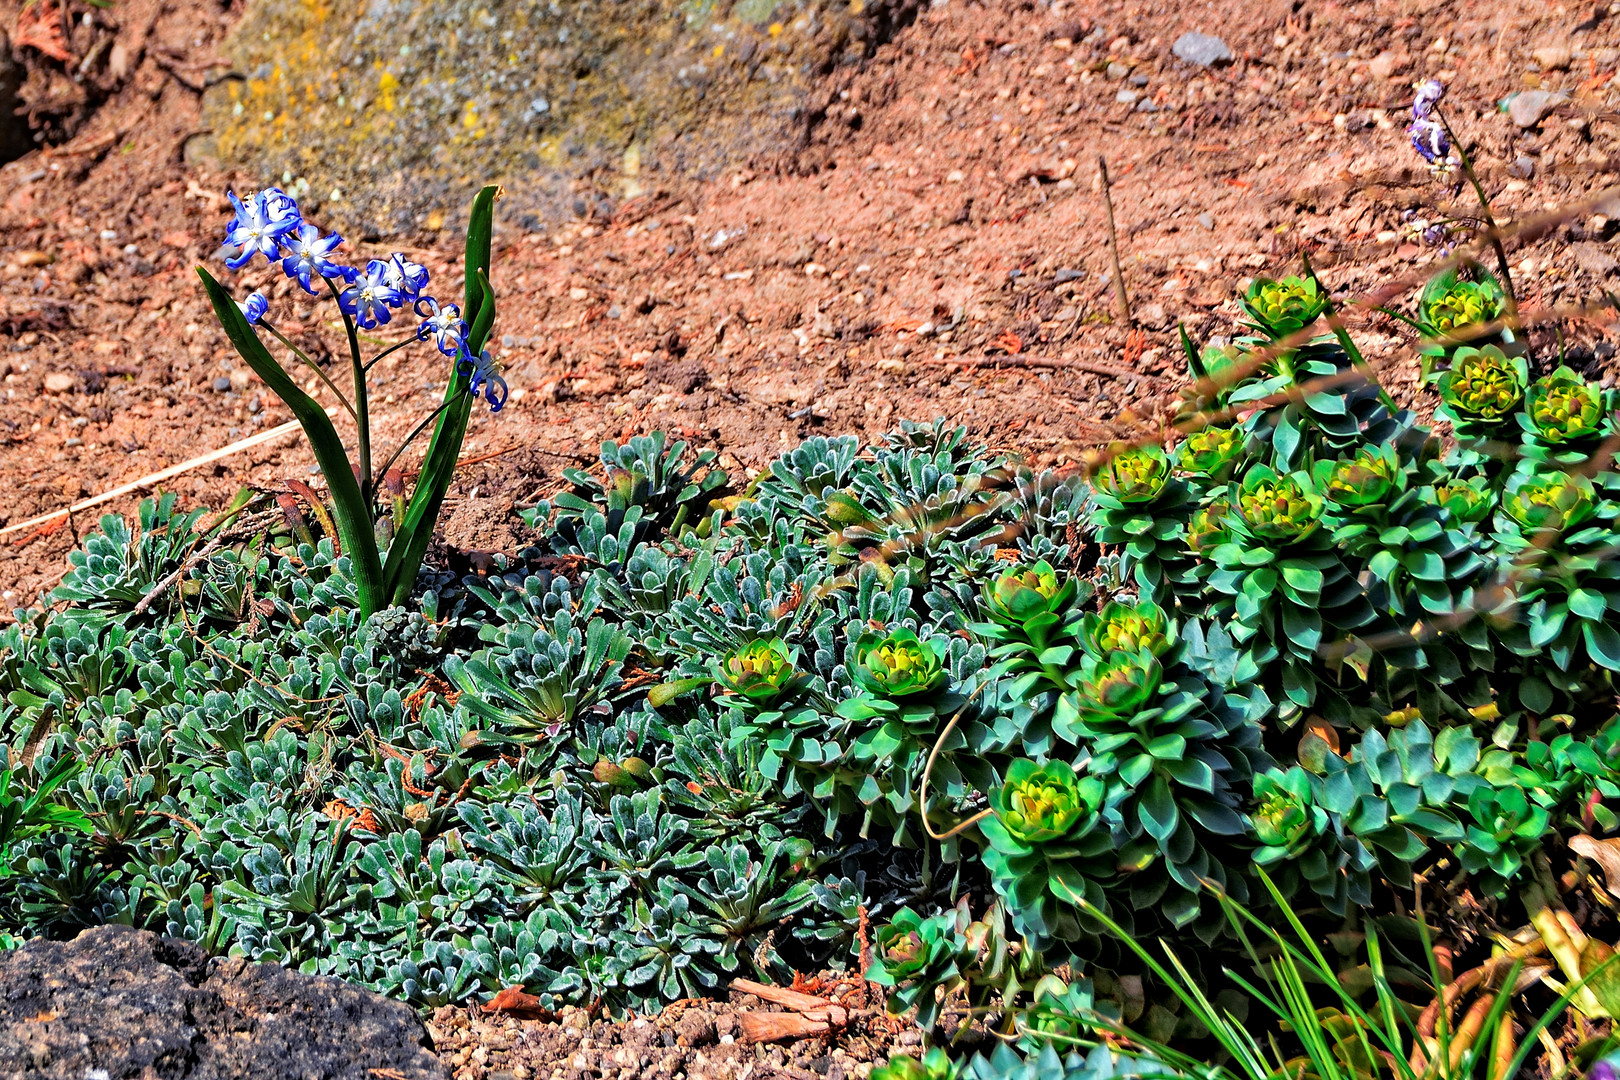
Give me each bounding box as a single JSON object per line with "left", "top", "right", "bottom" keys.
{"left": 4, "top": 0, "right": 1620, "bottom": 617}
{"left": 5, "top": 0, "right": 1620, "bottom": 1074}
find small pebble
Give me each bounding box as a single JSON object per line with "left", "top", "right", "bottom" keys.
{"left": 1508, "top": 89, "right": 1568, "bottom": 129}
{"left": 1106, "top": 61, "right": 1130, "bottom": 79}
{"left": 212, "top": 376, "right": 232, "bottom": 392}
{"left": 1197, "top": 211, "right": 1216, "bottom": 230}
{"left": 1172, "top": 31, "right": 1233, "bottom": 67}
{"left": 1116, "top": 89, "right": 1139, "bottom": 104}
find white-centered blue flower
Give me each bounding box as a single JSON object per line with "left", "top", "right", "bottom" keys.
{"left": 222, "top": 189, "right": 300, "bottom": 270}
{"left": 280, "top": 223, "right": 347, "bottom": 294}
{"left": 416, "top": 297, "right": 468, "bottom": 356}
{"left": 339, "top": 260, "right": 403, "bottom": 329}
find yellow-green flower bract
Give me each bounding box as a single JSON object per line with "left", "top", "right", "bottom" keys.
{"left": 1529, "top": 371, "right": 1603, "bottom": 443}
{"left": 1504, "top": 473, "right": 1593, "bottom": 533}
{"left": 1094, "top": 445, "right": 1169, "bottom": 503}
{"left": 1177, "top": 427, "right": 1243, "bottom": 476}
{"left": 1440, "top": 346, "right": 1523, "bottom": 421}
{"left": 1424, "top": 281, "right": 1502, "bottom": 336}
{"left": 1238, "top": 475, "right": 1322, "bottom": 540}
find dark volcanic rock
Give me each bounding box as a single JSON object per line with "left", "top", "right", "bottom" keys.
{"left": 0, "top": 924, "right": 447, "bottom": 1080}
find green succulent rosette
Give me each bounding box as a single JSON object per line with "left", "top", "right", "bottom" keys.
{"left": 1501, "top": 470, "right": 1596, "bottom": 534}
{"left": 1314, "top": 446, "right": 1399, "bottom": 508}
{"left": 1186, "top": 500, "right": 1232, "bottom": 556}
{"left": 988, "top": 759, "right": 1105, "bottom": 845}
{"left": 870, "top": 1050, "right": 960, "bottom": 1080}
{"left": 1080, "top": 600, "right": 1170, "bottom": 659}
{"left": 1176, "top": 427, "right": 1245, "bottom": 479}
{"left": 1433, "top": 477, "right": 1495, "bottom": 524}
{"left": 979, "top": 759, "right": 1112, "bottom": 944}
{"left": 1418, "top": 266, "right": 1506, "bottom": 340}
{"left": 984, "top": 560, "right": 1078, "bottom": 627}
{"left": 1241, "top": 275, "right": 1329, "bottom": 339}
{"left": 1071, "top": 649, "right": 1163, "bottom": 721}
{"left": 851, "top": 628, "right": 947, "bottom": 698}
{"left": 1093, "top": 444, "right": 1171, "bottom": 505}
{"left": 1523, "top": 367, "right": 1606, "bottom": 445}
{"left": 713, "top": 637, "right": 809, "bottom": 703}
{"left": 866, "top": 906, "right": 975, "bottom": 1029}
{"left": 1234, "top": 466, "right": 1323, "bottom": 543}
{"left": 1436, "top": 345, "right": 1526, "bottom": 425}
{"left": 1251, "top": 767, "right": 1327, "bottom": 859}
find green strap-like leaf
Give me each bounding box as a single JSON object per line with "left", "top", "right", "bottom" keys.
{"left": 197, "top": 266, "right": 384, "bottom": 614}
{"left": 382, "top": 184, "right": 500, "bottom": 607}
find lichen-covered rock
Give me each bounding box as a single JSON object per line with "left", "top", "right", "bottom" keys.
{"left": 0, "top": 924, "right": 447, "bottom": 1079}
{"left": 199, "top": 0, "right": 920, "bottom": 233}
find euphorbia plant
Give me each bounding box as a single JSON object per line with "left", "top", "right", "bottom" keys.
{"left": 197, "top": 185, "right": 504, "bottom": 617}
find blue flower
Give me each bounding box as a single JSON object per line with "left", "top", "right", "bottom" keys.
{"left": 237, "top": 291, "right": 269, "bottom": 326}
{"left": 280, "top": 223, "right": 347, "bottom": 294}
{"left": 382, "top": 254, "right": 429, "bottom": 305}
{"left": 339, "top": 260, "right": 403, "bottom": 329}
{"left": 456, "top": 347, "right": 508, "bottom": 412}
{"left": 1412, "top": 79, "right": 1445, "bottom": 120}
{"left": 1408, "top": 119, "right": 1452, "bottom": 165}
{"left": 416, "top": 297, "right": 468, "bottom": 356}
{"left": 223, "top": 189, "right": 300, "bottom": 270}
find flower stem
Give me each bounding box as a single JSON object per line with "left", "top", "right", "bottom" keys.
{"left": 258, "top": 320, "right": 358, "bottom": 421}
{"left": 370, "top": 391, "right": 467, "bottom": 498}
{"left": 364, "top": 334, "right": 423, "bottom": 373}
{"left": 1433, "top": 105, "right": 1522, "bottom": 318}
{"left": 324, "top": 274, "right": 373, "bottom": 506}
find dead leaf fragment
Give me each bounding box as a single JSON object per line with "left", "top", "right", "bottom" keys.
{"left": 1571, "top": 834, "right": 1620, "bottom": 897}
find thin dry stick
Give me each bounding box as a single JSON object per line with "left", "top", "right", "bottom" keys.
{"left": 918, "top": 683, "right": 992, "bottom": 842}
{"left": 1098, "top": 154, "right": 1132, "bottom": 326}
{"left": 0, "top": 410, "right": 336, "bottom": 538}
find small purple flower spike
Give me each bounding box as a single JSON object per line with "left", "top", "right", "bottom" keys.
{"left": 1408, "top": 119, "right": 1452, "bottom": 165}
{"left": 1589, "top": 1058, "right": 1620, "bottom": 1080}
{"left": 1412, "top": 79, "right": 1445, "bottom": 120}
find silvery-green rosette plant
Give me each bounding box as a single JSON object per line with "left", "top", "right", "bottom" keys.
{"left": 198, "top": 185, "right": 504, "bottom": 616}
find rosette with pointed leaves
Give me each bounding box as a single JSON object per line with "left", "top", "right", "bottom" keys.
{"left": 1490, "top": 469, "right": 1620, "bottom": 678}
{"left": 1090, "top": 445, "right": 1194, "bottom": 593}
{"left": 850, "top": 628, "right": 947, "bottom": 698}
{"left": 866, "top": 904, "right": 978, "bottom": 1030}
{"left": 1202, "top": 466, "right": 1374, "bottom": 719}
{"left": 1435, "top": 345, "right": 1526, "bottom": 437}
{"left": 1521, "top": 367, "right": 1615, "bottom": 472}
{"left": 977, "top": 759, "right": 1113, "bottom": 948}
{"left": 1416, "top": 265, "right": 1511, "bottom": 380}
{"left": 1248, "top": 766, "right": 1373, "bottom": 914}
{"left": 1241, "top": 276, "right": 1329, "bottom": 340}
{"left": 52, "top": 494, "right": 210, "bottom": 619}
{"left": 547, "top": 433, "right": 728, "bottom": 548}
{"left": 967, "top": 561, "right": 1092, "bottom": 755}
{"left": 714, "top": 638, "right": 810, "bottom": 704}
{"left": 1050, "top": 647, "right": 1261, "bottom": 939}
{"left": 744, "top": 619, "right": 994, "bottom": 841}
{"left": 1080, "top": 601, "right": 1170, "bottom": 659}
{"left": 1311, "top": 442, "right": 1493, "bottom": 703}
{"left": 1174, "top": 426, "right": 1246, "bottom": 481}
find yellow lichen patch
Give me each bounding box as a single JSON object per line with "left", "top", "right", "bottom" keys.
{"left": 376, "top": 67, "right": 400, "bottom": 112}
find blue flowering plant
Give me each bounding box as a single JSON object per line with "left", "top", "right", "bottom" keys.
{"left": 197, "top": 185, "right": 504, "bottom": 616}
